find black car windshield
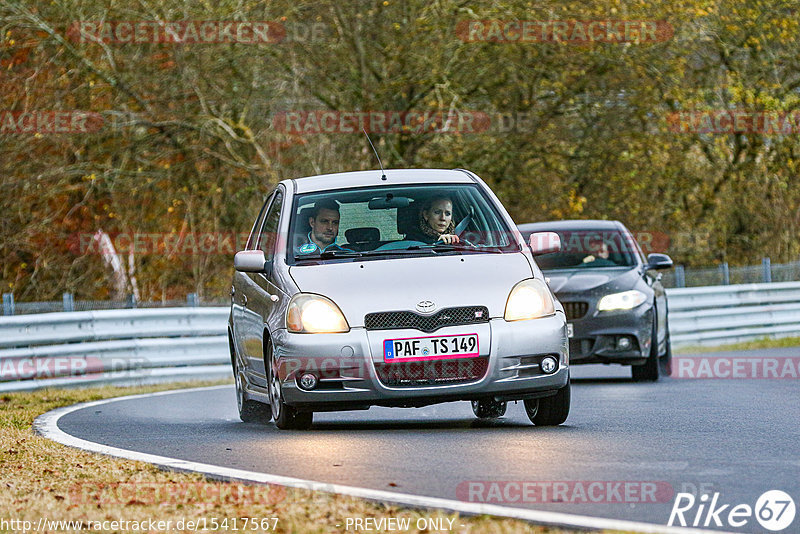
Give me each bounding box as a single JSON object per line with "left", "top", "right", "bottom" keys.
{"left": 524, "top": 229, "right": 638, "bottom": 269}
{"left": 288, "top": 183, "right": 519, "bottom": 264}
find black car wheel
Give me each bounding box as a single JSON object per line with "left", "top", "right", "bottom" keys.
{"left": 266, "top": 340, "right": 313, "bottom": 430}
{"left": 660, "top": 319, "right": 673, "bottom": 376}
{"left": 471, "top": 399, "right": 507, "bottom": 419}
{"left": 524, "top": 381, "right": 570, "bottom": 426}
{"left": 632, "top": 317, "right": 660, "bottom": 382}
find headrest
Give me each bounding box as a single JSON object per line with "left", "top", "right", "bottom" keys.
{"left": 345, "top": 227, "right": 380, "bottom": 243}
{"left": 397, "top": 202, "right": 419, "bottom": 235}
{"left": 296, "top": 206, "right": 314, "bottom": 234}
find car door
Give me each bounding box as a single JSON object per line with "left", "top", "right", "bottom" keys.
{"left": 240, "top": 188, "right": 285, "bottom": 387}
{"left": 231, "top": 194, "right": 271, "bottom": 368}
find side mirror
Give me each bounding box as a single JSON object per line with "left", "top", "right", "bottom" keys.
{"left": 646, "top": 253, "right": 673, "bottom": 270}
{"left": 234, "top": 250, "right": 267, "bottom": 273}
{"left": 529, "top": 232, "right": 561, "bottom": 256}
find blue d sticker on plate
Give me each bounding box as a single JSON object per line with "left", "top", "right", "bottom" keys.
{"left": 384, "top": 339, "right": 395, "bottom": 360}
{"left": 299, "top": 243, "right": 317, "bottom": 254}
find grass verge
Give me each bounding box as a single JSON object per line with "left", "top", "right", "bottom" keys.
{"left": 0, "top": 380, "right": 599, "bottom": 533}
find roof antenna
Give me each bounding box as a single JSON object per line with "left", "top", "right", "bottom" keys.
{"left": 363, "top": 128, "right": 387, "bottom": 181}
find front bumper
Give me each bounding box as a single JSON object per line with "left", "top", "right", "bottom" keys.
{"left": 562, "top": 299, "right": 653, "bottom": 365}
{"left": 271, "top": 314, "right": 569, "bottom": 410}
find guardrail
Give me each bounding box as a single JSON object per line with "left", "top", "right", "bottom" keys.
{"left": 666, "top": 281, "right": 800, "bottom": 347}
{"left": 0, "top": 308, "right": 230, "bottom": 392}
{"left": 2, "top": 282, "right": 800, "bottom": 392}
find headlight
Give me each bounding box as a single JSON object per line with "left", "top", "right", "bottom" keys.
{"left": 597, "top": 290, "right": 647, "bottom": 311}
{"left": 504, "top": 278, "right": 555, "bottom": 321}
{"left": 286, "top": 294, "right": 349, "bottom": 333}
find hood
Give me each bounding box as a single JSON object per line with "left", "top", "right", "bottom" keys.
{"left": 289, "top": 253, "right": 533, "bottom": 327}
{"left": 545, "top": 267, "right": 641, "bottom": 296}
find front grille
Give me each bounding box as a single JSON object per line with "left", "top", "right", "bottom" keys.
{"left": 563, "top": 301, "right": 589, "bottom": 321}
{"left": 365, "top": 306, "right": 489, "bottom": 333}
{"left": 374, "top": 356, "right": 489, "bottom": 387}
{"left": 569, "top": 338, "right": 595, "bottom": 359}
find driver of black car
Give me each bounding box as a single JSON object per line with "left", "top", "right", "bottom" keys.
{"left": 405, "top": 195, "right": 461, "bottom": 244}
{"left": 581, "top": 236, "right": 617, "bottom": 267}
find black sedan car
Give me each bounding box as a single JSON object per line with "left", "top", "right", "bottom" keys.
{"left": 519, "top": 220, "right": 673, "bottom": 381}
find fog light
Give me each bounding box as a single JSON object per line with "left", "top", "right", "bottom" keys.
{"left": 540, "top": 356, "right": 558, "bottom": 374}
{"left": 617, "top": 336, "right": 632, "bottom": 350}
{"left": 298, "top": 373, "right": 318, "bottom": 391}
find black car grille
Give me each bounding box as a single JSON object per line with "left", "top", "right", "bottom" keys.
{"left": 365, "top": 306, "right": 489, "bottom": 333}
{"left": 563, "top": 301, "right": 589, "bottom": 321}
{"left": 374, "top": 356, "right": 489, "bottom": 387}
{"left": 569, "top": 338, "right": 595, "bottom": 359}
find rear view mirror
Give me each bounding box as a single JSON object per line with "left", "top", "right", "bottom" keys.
{"left": 529, "top": 232, "right": 561, "bottom": 256}
{"left": 234, "top": 250, "right": 267, "bottom": 272}
{"left": 646, "top": 253, "right": 673, "bottom": 270}
{"left": 368, "top": 195, "right": 410, "bottom": 209}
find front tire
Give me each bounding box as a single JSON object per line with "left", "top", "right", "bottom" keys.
{"left": 266, "top": 340, "right": 313, "bottom": 430}
{"left": 660, "top": 320, "right": 673, "bottom": 377}
{"left": 471, "top": 399, "right": 507, "bottom": 419}
{"left": 524, "top": 381, "right": 570, "bottom": 426}
{"left": 233, "top": 357, "right": 271, "bottom": 423}
{"left": 632, "top": 317, "right": 660, "bottom": 382}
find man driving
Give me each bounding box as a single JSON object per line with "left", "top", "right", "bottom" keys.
{"left": 296, "top": 199, "right": 353, "bottom": 255}
{"left": 581, "top": 235, "right": 617, "bottom": 266}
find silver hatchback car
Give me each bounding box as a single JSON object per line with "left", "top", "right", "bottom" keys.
{"left": 228, "top": 169, "right": 570, "bottom": 429}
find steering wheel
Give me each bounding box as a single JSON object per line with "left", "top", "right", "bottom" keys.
{"left": 435, "top": 237, "right": 477, "bottom": 248}
{"left": 374, "top": 240, "right": 427, "bottom": 251}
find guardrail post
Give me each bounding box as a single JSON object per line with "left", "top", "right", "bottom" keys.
{"left": 762, "top": 257, "right": 772, "bottom": 283}
{"left": 62, "top": 292, "right": 74, "bottom": 312}
{"left": 720, "top": 262, "right": 730, "bottom": 285}
{"left": 187, "top": 293, "right": 198, "bottom": 307}
{"left": 126, "top": 294, "right": 137, "bottom": 308}
{"left": 675, "top": 265, "right": 686, "bottom": 288}
{"left": 2, "top": 293, "right": 14, "bottom": 316}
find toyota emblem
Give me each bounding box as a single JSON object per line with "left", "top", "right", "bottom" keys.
{"left": 416, "top": 300, "right": 435, "bottom": 313}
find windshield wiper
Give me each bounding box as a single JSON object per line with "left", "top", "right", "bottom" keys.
{"left": 318, "top": 250, "right": 364, "bottom": 259}
{"left": 422, "top": 243, "right": 507, "bottom": 253}
{"left": 293, "top": 250, "right": 364, "bottom": 262}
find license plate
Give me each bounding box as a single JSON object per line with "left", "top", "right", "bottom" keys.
{"left": 383, "top": 333, "right": 479, "bottom": 362}
{"left": 567, "top": 323, "right": 574, "bottom": 338}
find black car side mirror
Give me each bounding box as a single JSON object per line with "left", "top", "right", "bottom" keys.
{"left": 646, "top": 253, "right": 673, "bottom": 270}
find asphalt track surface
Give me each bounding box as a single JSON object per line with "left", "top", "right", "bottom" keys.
{"left": 54, "top": 347, "right": 800, "bottom": 533}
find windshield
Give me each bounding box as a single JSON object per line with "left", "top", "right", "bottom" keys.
{"left": 522, "top": 229, "right": 639, "bottom": 270}
{"left": 287, "top": 183, "right": 519, "bottom": 264}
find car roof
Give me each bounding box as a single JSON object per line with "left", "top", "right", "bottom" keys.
{"left": 288, "top": 169, "right": 475, "bottom": 194}
{"left": 517, "top": 219, "right": 624, "bottom": 232}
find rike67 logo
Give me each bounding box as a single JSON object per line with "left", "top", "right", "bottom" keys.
{"left": 668, "top": 490, "right": 796, "bottom": 531}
